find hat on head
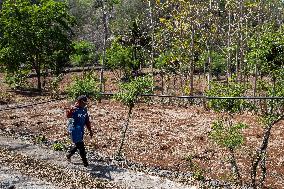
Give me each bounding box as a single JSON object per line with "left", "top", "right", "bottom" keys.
{"left": 77, "top": 95, "right": 88, "bottom": 102}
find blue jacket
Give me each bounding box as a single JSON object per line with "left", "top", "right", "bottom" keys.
{"left": 67, "top": 107, "right": 90, "bottom": 143}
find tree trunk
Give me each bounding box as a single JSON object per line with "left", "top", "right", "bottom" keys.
{"left": 173, "top": 74, "right": 177, "bottom": 93}
{"left": 251, "top": 124, "right": 272, "bottom": 188}
{"left": 229, "top": 147, "right": 242, "bottom": 184}
{"left": 36, "top": 71, "right": 41, "bottom": 91}
{"left": 34, "top": 61, "right": 42, "bottom": 91}
{"left": 251, "top": 114, "right": 284, "bottom": 188}
{"left": 100, "top": 0, "right": 108, "bottom": 93}
{"left": 148, "top": 0, "right": 155, "bottom": 91}
{"left": 207, "top": 42, "right": 212, "bottom": 90}
{"left": 180, "top": 74, "right": 184, "bottom": 95}
{"left": 189, "top": 26, "right": 195, "bottom": 95}
{"left": 235, "top": 42, "right": 239, "bottom": 82}
{"left": 253, "top": 64, "right": 258, "bottom": 107}
{"left": 161, "top": 72, "right": 164, "bottom": 95}
{"left": 116, "top": 105, "right": 133, "bottom": 159}
{"left": 238, "top": 0, "right": 245, "bottom": 83}
{"left": 165, "top": 74, "right": 169, "bottom": 94}
{"left": 226, "top": 10, "right": 232, "bottom": 83}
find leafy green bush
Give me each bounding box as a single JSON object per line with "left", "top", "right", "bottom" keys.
{"left": 67, "top": 73, "right": 101, "bottom": 100}
{"left": 50, "top": 74, "right": 63, "bottom": 98}
{"left": 192, "top": 163, "right": 205, "bottom": 181}
{"left": 4, "top": 70, "right": 29, "bottom": 89}
{"left": 197, "top": 51, "right": 226, "bottom": 79}
{"left": 205, "top": 76, "right": 252, "bottom": 113}
{"left": 247, "top": 24, "right": 284, "bottom": 79}
{"left": 114, "top": 75, "right": 153, "bottom": 108}
{"left": 209, "top": 120, "right": 247, "bottom": 150}
{"left": 0, "top": 92, "right": 13, "bottom": 104}
{"left": 255, "top": 72, "right": 284, "bottom": 115}
{"left": 185, "top": 155, "right": 205, "bottom": 181}
{"left": 114, "top": 75, "right": 153, "bottom": 158}
{"left": 70, "top": 40, "right": 96, "bottom": 67}
{"left": 35, "top": 135, "right": 47, "bottom": 144}
{"left": 155, "top": 50, "right": 180, "bottom": 74}
{"left": 52, "top": 141, "right": 65, "bottom": 151}
{"left": 104, "top": 39, "right": 139, "bottom": 79}
{"left": 0, "top": 0, "right": 75, "bottom": 91}
{"left": 206, "top": 76, "right": 251, "bottom": 183}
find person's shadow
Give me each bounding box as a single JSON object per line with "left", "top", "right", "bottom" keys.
{"left": 87, "top": 157, "right": 126, "bottom": 180}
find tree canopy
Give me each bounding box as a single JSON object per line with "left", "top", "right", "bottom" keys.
{"left": 0, "top": 0, "right": 75, "bottom": 90}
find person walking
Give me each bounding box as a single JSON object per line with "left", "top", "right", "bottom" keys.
{"left": 66, "top": 95, "right": 93, "bottom": 167}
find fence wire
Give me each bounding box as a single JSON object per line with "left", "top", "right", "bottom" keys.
{"left": 1, "top": 93, "right": 283, "bottom": 112}
{"left": 102, "top": 92, "right": 284, "bottom": 99}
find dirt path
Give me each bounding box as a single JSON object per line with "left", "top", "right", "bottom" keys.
{"left": 0, "top": 165, "right": 59, "bottom": 189}
{"left": 0, "top": 134, "right": 197, "bottom": 189}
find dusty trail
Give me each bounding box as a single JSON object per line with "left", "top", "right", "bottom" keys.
{"left": 0, "top": 134, "right": 197, "bottom": 189}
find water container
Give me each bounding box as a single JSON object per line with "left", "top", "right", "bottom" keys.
{"left": 67, "top": 118, "right": 75, "bottom": 132}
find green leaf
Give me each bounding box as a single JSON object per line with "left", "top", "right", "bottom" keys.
{"left": 209, "top": 120, "right": 247, "bottom": 150}
{"left": 114, "top": 76, "right": 153, "bottom": 107}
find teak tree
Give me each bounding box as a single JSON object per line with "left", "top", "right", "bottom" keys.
{"left": 250, "top": 73, "right": 284, "bottom": 188}
{"left": 207, "top": 74, "right": 284, "bottom": 188}
{"left": 155, "top": 0, "right": 202, "bottom": 95}
{"left": 206, "top": 77, "right": 250, "bottom": 184}
{"left": 113, "top": 76, "right": 152, "bottom": 159}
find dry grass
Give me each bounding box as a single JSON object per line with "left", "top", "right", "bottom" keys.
{"left": 0, "top": 71, "right": 284, "bottom": 188}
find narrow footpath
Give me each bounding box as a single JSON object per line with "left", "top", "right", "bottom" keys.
{"left": 0, "top": 135, "right": 198, "bottom": 189}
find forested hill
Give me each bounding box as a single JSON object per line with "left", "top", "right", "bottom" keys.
{"left": 0, "top": 0, "right": 284, "bottom": 95}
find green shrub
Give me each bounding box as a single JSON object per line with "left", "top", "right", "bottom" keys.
{"left": 70, "top": 40, "right": 96, "bottom": 67}
{"left": 205, "top": 76, "right": 252, "bottom": 113}
{"left": 104, "top": 39, "right": 139, "bottom": 79}
{"left": 192, "top": 164, "right": 205, "bottom": 181}
{"left": 114, "top": 75, "right": 153, "bottom": 158}
{"left": 155, "top": 50, "right": 178, "bottom": 74}
{"left": 114, "top": 75, "right": 153, "bottom": 107}
{"left": 197, "top": 51, "right": 226, "bottom": 79}
{"left": 67, "top": 73, "right": 101, "bottom": 101}
{"left": 52, "top": 141, "right": 65, "bottom": 151}
{"left": 0, "top": 92, "right": 13, "bottom": 104}
{"left": 4, "top": 71, "right": 29, "bottom": 89}
{"left": 50, "top": 74, "right": 64, "bottom": 98}
{"left": 184, "top": 154, "right": 205, "bottom": 181}
{"left": 209, "top": 120, "right": 247, "bottom": 150}
{"left": 35, "top": 135, "right": 47, "bottom": 144}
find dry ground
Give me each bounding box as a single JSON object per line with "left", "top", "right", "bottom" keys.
{"left": 0, "top": 71, "right": 284, "bottom": 188}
